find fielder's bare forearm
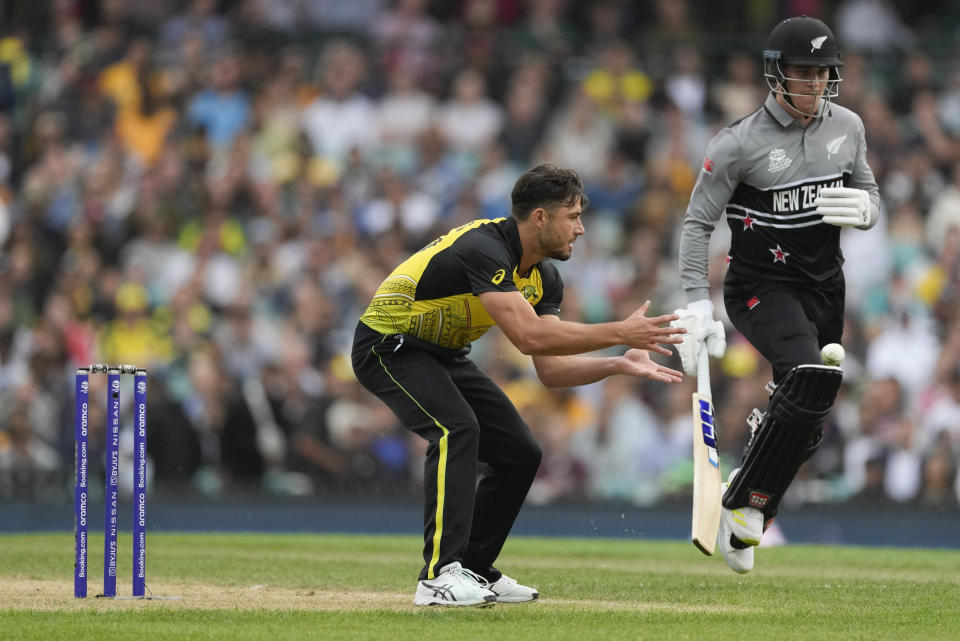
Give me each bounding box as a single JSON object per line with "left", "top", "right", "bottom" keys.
{"left": 514, "top": 317, "right": 629, "bottom": 356}
{"left": 478, "top": 291, "right": 626, "bottom": 355}
{"left": 479, "top": 291, "right": 680, "bottom": 356}
{"left": 532, "top": 354, "right": 622, "bottom": 387}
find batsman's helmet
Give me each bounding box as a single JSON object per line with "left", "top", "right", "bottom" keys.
{"left": 762, "top": 16, "right": 843, "bottom": 115}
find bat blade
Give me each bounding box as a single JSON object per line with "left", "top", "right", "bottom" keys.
{"left": 691, "top": 391, "right": 722, "bottom": 556}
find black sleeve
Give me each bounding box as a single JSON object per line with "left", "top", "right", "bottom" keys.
{"left": 452, "top": 232, "right": 519, "bottom": 295}
{"left": 533, "top": 262, "right": 563, "bottom": 317}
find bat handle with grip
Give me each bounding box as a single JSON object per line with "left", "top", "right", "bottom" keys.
{"left": 697, "top": 341, "right": 711, "bottom": 396}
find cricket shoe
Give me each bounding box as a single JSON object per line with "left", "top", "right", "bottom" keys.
{"left": 718, "top": 469, "right": 764, "bottom": 574}
{"left": 484, "top": 573, "right": 539, "bottom": 603}
{"left": 414, "top": 562, "right": 497, "bottom": 607}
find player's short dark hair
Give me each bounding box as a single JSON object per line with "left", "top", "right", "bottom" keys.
{"left": 511, "top": 164, "right": 589, "bottom": 221}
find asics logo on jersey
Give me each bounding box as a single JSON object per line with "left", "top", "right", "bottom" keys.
{"left": 826, "top": 134, "right": 847, "bottom": 158}
{"left": 768, "top": 148, "right": 793, "bottom": 173}
{"left": 810, "top": 36, "right": 827, "bottom": 52}
{"left": 491, "top": 269, "right": 506, "bottom": 285}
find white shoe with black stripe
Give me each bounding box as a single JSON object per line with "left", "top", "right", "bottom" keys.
{"left": 414, "top": 562, "right": 497, "bottom": 607}
{"left": 485, "top": 573, "right": 538, "bottom": 603}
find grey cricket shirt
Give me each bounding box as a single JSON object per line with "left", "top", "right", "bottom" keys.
{"left": 679, "top": 92, "right": 881, "bottom": 302}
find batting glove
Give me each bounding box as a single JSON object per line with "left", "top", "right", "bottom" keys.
{"left": 704, "top": 321, "right": 726, "bottom": 359}
{"left": 671, "top": 300, "right": 725, "bottom": 376}
{"left": 815, "top": 187, "right": 872, "bottom": 228}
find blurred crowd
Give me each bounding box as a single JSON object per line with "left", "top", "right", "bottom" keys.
{"left": 1, "top": 0, "right": 959, "bottom": 514}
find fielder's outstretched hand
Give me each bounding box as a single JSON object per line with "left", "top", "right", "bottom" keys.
{"left": 617, "top": 349, "right": 684, "bottom": 383}
{"left": 621, "top": 300, "right": 686, "bottom": 356}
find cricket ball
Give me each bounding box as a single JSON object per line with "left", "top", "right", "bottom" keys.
{"left": 820, "top": 343, "right": 845, "bottom": 367}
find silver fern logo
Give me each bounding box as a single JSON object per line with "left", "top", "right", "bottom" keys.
{"left": 811, "top": 36, "right": 828, "bottom": 52}
{"left": 826, "top": 134, "right": 847, "bottom": 158}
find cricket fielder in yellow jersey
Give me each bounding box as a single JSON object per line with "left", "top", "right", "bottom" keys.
{"left": 352, "top": 164, "right": 686, "bottom": 606}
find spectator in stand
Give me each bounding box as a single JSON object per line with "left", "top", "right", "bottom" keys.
{"left": 160, "top": 0, "right": 230, "bottom": 59}
{"left": 370, "top": 0, "right": 440, "bottom": 84}
{"left": 921, "top": 364, "right": 960, "bottom": 452}
{"left": 542, "top": 88, "right": 613, "bottom": 182}
{"left": 507, "top": 0, "right": 578, "bottom": 60}
{"left": 303, "top": 0, "right": 384, "bottom": 33}
{"left": 917, "top": 435, "right": 959, "bottom": 509}
{"left": 891, "top": 50, "right": 937, "bottom": 116}
{"left": 98, "top": 282, "right": 174, "bottom": 369}
{"left": 572, "top": 375, "right": 663, "bottom": 505}
{"left": 580, "top": 0, "right": 634, "bottom": 48}
{"left": 527, "top": 407, "right": 589, "bottom": 505}
{"left": 835, "top": 0, "right": 915, "bottom": 56}
{"left": 186, "top": 49, "right": 250, "bottom": 152}
{"left": 435, "top": 69, "right": 504, "bottom": 154}
{"left": 865, "top": 280, "right": 940, "bottom": 400}
{"left": 377, "top": 64, "right": 435, "bottom": 146}
{"left": 712, "top": 51, "right": 764, "bottom": 124}
{"left": 582, "top": 40, "right": 653, "bottom": 125}
{"left": 116, "top": 70, "right": 177, "bottom": 167}
{"left": 663, "top": 45, "right": 707, "bottom": 119}
{"left": 844, "top": 377, "right": 904, "bottom": 495}
{"left": 0, "top": 400, "right": 61, "bottom": 499}
{"left": 444, "top": 0, "right": 508, "bottom": 82}
{"left": 639, "top": 0, "right": 701, "bottom": 55}
{"left": 927, "top": 164, "right": 960, "bottom": 255}
{"left": 248, "top": 73, "right": 303, "bottom": 186}
{"left": 499, "top": 74, "right": 549, "bottom": 165}
{"left": 99, "top": 38, "right": 152, "bottom": 114}
{"left": 907, "top": 90, "right": 960, "bottom": 169}
{"left": 355, "top": 168, "right": 441, "bottom": 244}
{"left": 301, "top": 40, "right": 378, "bottom": 169}
{"left": 938, "top": 61, "right": 960, "bottom": 137}
{"left": 834, "top": 51, "right": 869, "bottom": 115}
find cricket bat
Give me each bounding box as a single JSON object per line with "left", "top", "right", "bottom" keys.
{"left": 691, "top": 345, "right": 722, "bottom": 556}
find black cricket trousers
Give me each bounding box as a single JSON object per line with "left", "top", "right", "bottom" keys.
{"left": 351, "top": 321, "right": 542, "bottom": 582}
{"left": 724, "top": 271, "right": 845, "bottom": 383}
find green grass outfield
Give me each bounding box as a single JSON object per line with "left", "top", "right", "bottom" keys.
{"left": 2, "top": 532, "right": 959, "bottom": 640}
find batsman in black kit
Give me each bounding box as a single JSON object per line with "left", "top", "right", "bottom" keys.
{"left": 353, "top": 165, "right": 685, "bottom": 606}
{"left": 675, "top": 16, "right": 880, "bottom": 573}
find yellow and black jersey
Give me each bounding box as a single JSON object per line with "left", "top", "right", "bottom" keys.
{"left": 359, "top": 217, "right": 563, "bottom": 350}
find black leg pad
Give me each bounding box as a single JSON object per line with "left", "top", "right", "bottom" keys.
{"left": 723, "top": 365, "right": 842, "bottom": 519}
